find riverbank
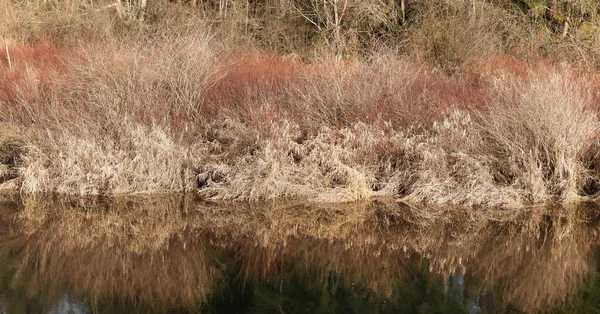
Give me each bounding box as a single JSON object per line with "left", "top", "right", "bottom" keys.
{"left": 1, "top": 39, "right": 599, "bottom": 207}
{"left": 3, "top": 1, "right": 600, "bottom": 207}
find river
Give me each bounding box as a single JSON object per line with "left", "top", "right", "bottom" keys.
{"left": 1, "top": 195, "right": 599, "bottom": 313}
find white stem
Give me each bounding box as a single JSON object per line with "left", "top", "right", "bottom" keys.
{"left": 5, "top": 41, "right": 11, "bottom": 70}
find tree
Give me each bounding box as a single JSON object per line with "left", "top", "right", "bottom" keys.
{"left": 116, "top": 0, "right": 148, "bottom": 21}
{"left": 295, "top": 0, "right": 349, "bottom": 58}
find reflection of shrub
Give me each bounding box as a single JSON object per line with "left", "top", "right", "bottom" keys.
{"left": 7, "top": 198, "right": 592, "bottom": 312}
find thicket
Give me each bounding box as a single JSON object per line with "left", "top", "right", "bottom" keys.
{"left": 4, "top": 0, "right": 600, "bottom": 69}
{"left": 3, "top": 0, "right": 600, "bottom": 207}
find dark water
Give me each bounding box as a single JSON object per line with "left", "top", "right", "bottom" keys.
{"left": 1, "top": 195, "right": 600, "bottom": 313}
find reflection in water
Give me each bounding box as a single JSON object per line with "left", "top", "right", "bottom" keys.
{"left": 47, "top": 294, "right": 91, "bottom": 314}
{"left": 0, "top": 195, "right": 599, "bottom": 313}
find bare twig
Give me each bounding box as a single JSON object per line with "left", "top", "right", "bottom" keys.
{"left": 5, "top": 41, "right": 11, "bottom": 70}
{"left": 574, "top": 43, "right": 590, "bottom": 72}
{"left": 294, "top": 5, "right": 323, "bottom": 31}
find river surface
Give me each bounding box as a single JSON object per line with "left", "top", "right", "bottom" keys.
{"left": 1, "top": 195, "right": 600, "bottom": 313}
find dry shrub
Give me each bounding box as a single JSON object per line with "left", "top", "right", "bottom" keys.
{"left": 55, "top": 35, "right": 223, "bottom": 133}
{"left": 227, "top": 55, "right": 488, "bottom": 131}
{"left": 0, "top": 40, "right": 65, "bottom": 105}
{"left": 0, "top": 34, "right": 222, "bottom": 130}
{"left": 20, "top": 120, "right": 197, "bottom": 196}
{"left": 404, "top": 68, "right": 598, "bottom": 207}
{"left": 1, "top": 32, "right": 599, "bottom": 208}
{"left": 481, "top": 71, "right": 597, "bottom": 202}
{"left": 463, "top": 54, "right": 534, "bottom": 78}
{"left": 204, "top": 53, "right": 488, "bottom": 132}
{"left": 284, "top": 59, "right": 413, "bottom": 128}
{"left": 203, "top": 51, "right": 301, "bottom": 118}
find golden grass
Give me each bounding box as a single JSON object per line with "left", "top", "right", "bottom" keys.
{"left": 405, "top": 70, "right": 599, "bottom": 207}
{"left": 20, "top": 121, "right": 198, "bottom": 195}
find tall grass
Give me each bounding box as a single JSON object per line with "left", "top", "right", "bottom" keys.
{"left": 405, "top": 71, "right": 599, "bottom": 207}
{"left": 1, "top": 28, "right": 600, "bottom": 206}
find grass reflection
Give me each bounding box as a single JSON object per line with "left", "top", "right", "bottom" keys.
{"left": 0, "top": 196, "right": 598, "bottom": 313}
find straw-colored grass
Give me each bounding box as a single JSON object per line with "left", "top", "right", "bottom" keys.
{"left": 405, "top": 70, "right": 599, "bottom": 207}
{"left": 20, "top": 121, "right": 198, "bottom": 195}
{"left": 1, "top": 32, "right": 600, "bottom": 207}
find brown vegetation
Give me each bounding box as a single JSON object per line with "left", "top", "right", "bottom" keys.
{"left": 1, "top": 36, "right": 600, "bottom": 206}
{"left": 1, "top": 196, "right": 597, "bottom": 312}
{"left": 2, "top": 0, "right": 600, "bottom": 206}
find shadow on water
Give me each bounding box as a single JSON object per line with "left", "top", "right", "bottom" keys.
{"left": 1, "top": 194, "right": 600, "bottom": 313}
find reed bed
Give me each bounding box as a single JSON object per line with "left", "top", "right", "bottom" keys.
{"left": 0, "top": 34, "right": 599, "bottom": 207}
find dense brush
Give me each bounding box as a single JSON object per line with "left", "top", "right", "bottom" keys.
{"left": 2, "top": 35, "right": 600, "bottom": 207}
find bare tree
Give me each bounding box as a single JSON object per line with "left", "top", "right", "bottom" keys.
{"left": 295, "top": 0, "right": 349, "bottom": 58}
{"left": 116, "top": 0, "right": 148, "bottom": 21}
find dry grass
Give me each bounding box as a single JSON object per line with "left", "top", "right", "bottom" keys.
{"left": 0, "top": 32, "right": 599, "bottom": 207}
{"left": 404, "top": 69, "right": 599, "bottom": 207}
{"left": 20, "top": 121, "right": 197, "bottom": 195}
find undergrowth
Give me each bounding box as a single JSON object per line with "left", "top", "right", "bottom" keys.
{"left": 2, "top": 7, "right": 600, "bottom": 207}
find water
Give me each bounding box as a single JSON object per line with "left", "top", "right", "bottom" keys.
{"left": 1, "top": 195, "right": 600, "bottom": 313}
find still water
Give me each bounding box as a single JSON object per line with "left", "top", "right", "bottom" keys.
{"left": 1, "top": 195, "right": 600, "bottom": 313}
